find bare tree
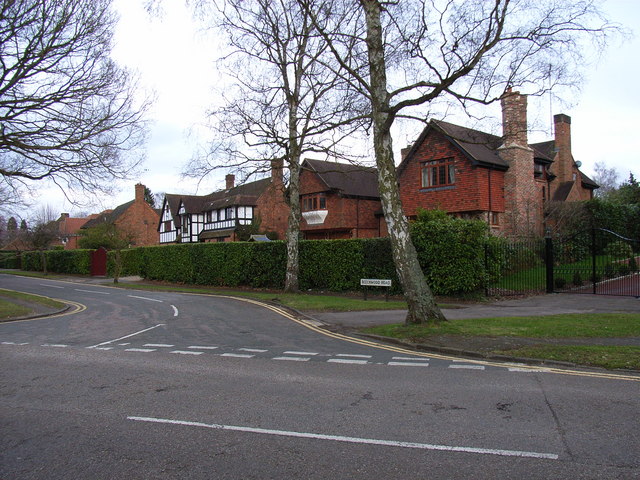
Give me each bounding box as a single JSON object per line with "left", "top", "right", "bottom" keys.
{"left": 185, "top": 0, "right": 363, "bottom": 292}
{"left": 306, "top": 0, "right": 616, "bottom": 324}
{"left": 592, "top": 161, "right": 619, "bottom": 198}
{"left": 0, "top": 0, "right": 151, "bottom": 204}
{"left": 27, "top": 205, "right": 60, "bottom": 274}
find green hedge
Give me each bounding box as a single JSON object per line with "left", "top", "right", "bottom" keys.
{"left": 21, "top": 249, "right": 91, "bottom": 274}
{"left": 13, "top": 214, "right": 493, "bottom": 295}
{"left": 0, "top": 251, "right": 22, "bottom": 269}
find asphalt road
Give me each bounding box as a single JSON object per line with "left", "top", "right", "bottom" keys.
{"left": 1, "top": 274, "right": 639, "bottom": 479}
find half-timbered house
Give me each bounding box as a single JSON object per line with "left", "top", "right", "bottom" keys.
{"left": 158, "top": 163, "right": 288, "bottom": 243}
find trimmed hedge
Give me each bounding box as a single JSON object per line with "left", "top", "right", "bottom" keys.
{"left": 0, "top": 251, "right": 21, "bottom": 269}
{"left": 14, "top": 214, "right": 493, "bottom": 295}
{"left": 21, "top": 249, "right": 91, "bottom": 274}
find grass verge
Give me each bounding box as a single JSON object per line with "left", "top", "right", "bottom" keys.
{"left": 363, "top": 313, "right": 640, "bottom": 340}
{"left": 0, "top": 289, "right": 66, "bottom": 319}
{"left": 495, "top": 345, "right": 640, "bottom": 370}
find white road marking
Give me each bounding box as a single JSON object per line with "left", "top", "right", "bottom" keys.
{"left": 327, "top": 359, "right": 369, "bottom": 365}
{"left": 283, "top": 351, "right": 318, "bottom": 356}
{"left": 508, "top": 367, "right": 552, "bottom": 373}
{"left": 41, "top": 344, "right": 68, "bottom": 348}
{"left": 144, "top": 344, "right": 174, "bottom": 348}
{"left": 239, "top": 348, "right": 268, "bottom": 353}
{"left": 392, "top": 356, "right": 429, "bottom": 361}
{"left": 39, "top": 284, "right": 64, "bottom": 289}
{"left": 2, "top": 341, "right": 29, "bottom": 345}
{"left": 125, "top": 348, "right": 156, "bottom": 353}
{"left": 388, "top": 362, "right": 430, "bottom": 367}
{"left": 128, "top": 295, "right": 163, "bottom": 303}
{"left": 273, "top": 356, "right": 310, "bottom": 362}
{"left": 86, "top": 324, "right": 166, "bottom": 349}
{"left": 118, "top": 343, "right": 131, "bottom": 346}
{"left": 221, "top": 353, "right": 254, "bottom": 358}
{"left": 127, "top": 416, "right": 560, "bottom": 460}
{"left": 188, "top": 345, "right": 218, "bottom": 350}
{"left": 74, "top": 289, "right": 110, "bottom": 295}
{"left": 95, "top": 347, "right": 113, "bottom": 351}
{"left": 449, "top": 365, "right": 486, "bottom": 370}
{"left": 171, "top": 350, "right": 203, "bottom": 355}
{"left": 336, "top": 354, "right": 372, "bottom": 359}
{"left": 171, "top": 305, "right": 179, "bottom": 317}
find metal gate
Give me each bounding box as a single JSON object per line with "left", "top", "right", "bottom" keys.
{"left": 553, "top": 229, "right": 639, "bottom": 297}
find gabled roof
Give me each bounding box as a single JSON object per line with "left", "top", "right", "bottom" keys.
{"left": 398, "top": 119, "right": 555, "bottom": 176}
{"left": 164, "top": 177, "right": 273, "bottom": 219}
{"left": 302, "top": 159, "right": 379, "bottom": 199}
{"left": 82, "top": 201, "right": 134, "bottom": 229}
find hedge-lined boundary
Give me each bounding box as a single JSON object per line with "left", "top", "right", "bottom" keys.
{"left": 14, "top": 216, "right": 493, "bottom": 295}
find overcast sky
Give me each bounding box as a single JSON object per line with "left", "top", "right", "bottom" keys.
{"left": 31, "top": 0, "right": 640, "bottom": 217}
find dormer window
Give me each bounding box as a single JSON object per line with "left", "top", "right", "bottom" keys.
{"left": 302, "top": 194, "right": 327, "bottom": 211}
{"left": 422, "top": 158, "right": 455, "bottom": 188}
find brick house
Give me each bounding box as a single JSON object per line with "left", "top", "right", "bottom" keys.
{"left": 397, "top": 89, "right": 598, "bottom": 235}
{"left": 55, "top": 213, "right": 98, "bottom": 249}
{"left": 158, "top": 162, "right": 289, "bottom": 243}
{"left": 82, "top": 183, "right": 160, "bottom": 246}
{"left": 299, "top": 159, "right": 385, "bottom": 239}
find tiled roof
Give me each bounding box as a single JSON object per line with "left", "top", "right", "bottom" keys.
{"left": 303, "top": 159, "right": 380, "bottom": 199}
{"left": 82, "top": 201, "right": 134, "bottom": 229}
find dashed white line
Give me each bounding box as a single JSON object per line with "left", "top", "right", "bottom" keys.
{"left": 388, "top": 362, "right": 430, "bottom": 367}
{"left": 128, "top": 295, "right": 163, "bottom": 303}
{"left": 283, "top": 351, "right": 318, "bottom": 356}
{"left": 171, "top": 305, "right": 179, "bottom": 317}
{"left": 127, "top": 416, "right": 560, "bottom": 460}
{"left": 221, "top": 353, "right": 254, "bottom": 358}
{"left": 392, "top": 356, "right": 429, "bottom": 361}
{"left": 336, "top": 354, "right": 372, "bottom": 359}
{"left": 39, "top": 284, "right": 64, "bottom": 289}
{"left": 41, "top": 343, "right": 68, "bottom": 348}
{"left": 273, "top": 356, "right": 310, "bottom": 362}
{"left": 144, "top": 344, "right": 174, "bottom": 348}
{"left": 327, "top": 359, "right": 369, "bottom": 365}
{"left": 125, "top": 348, "right": 156, "bottom": 353}
{"left": 171, "top": 350, "right": 203, "bottom": 355}
{"left": 449, "top": 364, "right": 486, "bottom": 370}
{"left": 239, "top": 348, "right": 268, "bottom": 353}
{"left": 2, "top": 341, "right": 29, "bottom": 345}
{"left": 188, "top": 345, "right": 218, "bottom": 350}
{"left": 74, "top": 289, "right": 110, "bottom": 295}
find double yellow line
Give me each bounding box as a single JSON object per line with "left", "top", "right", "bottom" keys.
{"left": 215, "top": 294, "right": 640, "bottom": 383}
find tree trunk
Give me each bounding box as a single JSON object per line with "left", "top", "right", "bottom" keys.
{"left": 284, "top": 159, "right": 302, "bottom": 293}
{"left": 362, "top": 0, "right": 445, "bottom": 324}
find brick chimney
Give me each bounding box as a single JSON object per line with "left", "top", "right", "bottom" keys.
{"left": 499, "top": 88, "right": 539, "bottom": 236}
{"left": 60, "top": 213, "right": 69, "bottom": 219}
{"left": 271, "top": 159, "right": 284, "bottom": 186}
{"left": 225, "top": 174, "right": 235, "bottom": 190}
{"left": 135, "top": 183, "right": 145, "bottom": 203}
{"left": 552, "top": 114, "right": 572, "bottom": 184}
{"left": 501, "top": 88, "right": 528, "bottom": 148}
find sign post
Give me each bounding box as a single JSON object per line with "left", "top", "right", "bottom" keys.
{"left": 360, "top": 278, "right": 392, "bottom": 301}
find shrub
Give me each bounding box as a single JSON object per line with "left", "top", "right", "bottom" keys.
{"left": 572, "top": 270, "right": 583, "bottom": 286}
{"left": 603, "top": 263, "right": 617, "bottom": 279}
{"left": 554, "top": 277, "right": 567, "bottom": 289}
{"left": 411, "top": 209, "right": 489, "bottom": 295}
{"left": 604, "top": 241, "right": 633, "bottom": 259}
{"left": 629, "top": 256, "right": 638, "bottom": 272}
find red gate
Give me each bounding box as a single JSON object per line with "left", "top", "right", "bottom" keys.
{"left": 90, "top": 247, "right": 107, "bottom": 276}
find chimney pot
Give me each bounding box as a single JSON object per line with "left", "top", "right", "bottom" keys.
{"left": 500, "top": 89, "right": 528, "bottom": 147}
{"left": 225, "top": 174, "right": 235, "bottom": 189}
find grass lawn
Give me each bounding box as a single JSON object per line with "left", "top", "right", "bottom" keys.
{"left": 495, "top": 346, "right": 640, "bottom": 370}
{"left": 0, "top": 289, "right": 66, "bottom": 319}
{"left": 363, "top": 313, "right": 640, "bottom": 339}
{"left": 363, "top": 314, "right": 640, "bottom": 370}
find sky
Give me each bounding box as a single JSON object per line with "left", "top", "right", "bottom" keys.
{"left": 28, "top": 0, "right": 640, "bottom": 217}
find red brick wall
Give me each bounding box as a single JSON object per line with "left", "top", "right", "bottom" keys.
{"left": 115, "top": 199, "right": 160, "bottom": 246}
{"left": 299, "top": 169, "right": 383, "bottom": 238}
{"left": 399, "top": 129, "right": 505, "bottom": 217}
{"left": 255, "top": 180, "right": 289, "bottom": 240}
